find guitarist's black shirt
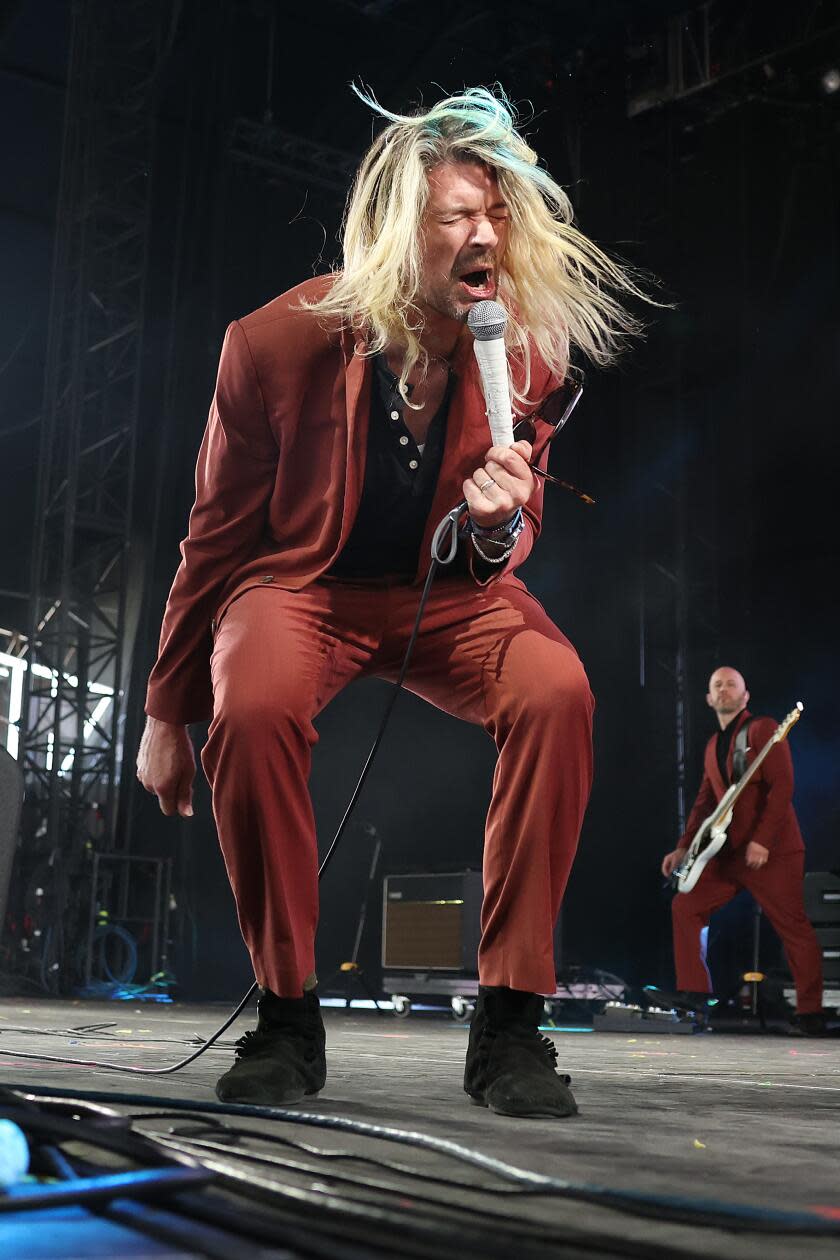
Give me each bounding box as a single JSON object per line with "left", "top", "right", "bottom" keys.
{"left": 716, "top": 709, "right": 748, "bottom": 785}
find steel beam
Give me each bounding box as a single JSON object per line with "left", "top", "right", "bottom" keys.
{"left": 18, "top": 0, "right": 172, "bottom": 988}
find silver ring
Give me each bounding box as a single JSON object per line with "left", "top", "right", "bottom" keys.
{"left": 478, "top": 478, "right": 495, "bottom": 493}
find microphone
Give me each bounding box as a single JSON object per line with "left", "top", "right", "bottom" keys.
{"left": 467, "top": 300, "right": 514, "bottom": 448}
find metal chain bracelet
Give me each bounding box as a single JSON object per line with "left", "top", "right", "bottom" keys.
{"left": 470, "top": 533, "right": 516, "bottom": 564}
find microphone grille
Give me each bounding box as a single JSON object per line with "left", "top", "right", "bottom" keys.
{"left": 467, "top": 300, "right": 507, "bottom": 341}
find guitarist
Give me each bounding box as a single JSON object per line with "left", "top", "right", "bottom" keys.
{"left": 660, "top": 667, "right": 825, "bottom": 1034}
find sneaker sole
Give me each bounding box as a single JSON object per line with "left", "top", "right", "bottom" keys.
{"left": 489, "top": 1100, "right": 578, "bottom": 1118}
{"left": 214, "top": 1084, "right": 323, "bottom": 1106}
{"left": 467, "top": 1092, "right": 578, "bottom": 1118}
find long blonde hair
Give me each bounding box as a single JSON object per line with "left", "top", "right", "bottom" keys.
{"left": 308, "top": 84, "right": 649, "bottom": 409}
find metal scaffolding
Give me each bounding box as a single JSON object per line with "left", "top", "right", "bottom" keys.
{"left": 629, "top": 84, "right": 721, "bottom": 838}
{"left": 227, "top": 116, "right": 359, "bottom": 199}
{"left": 18, "top": 0, "right": 174, "bottom": 984}
{"left": 627, "top": 1, "right": 840, "bottom": 119}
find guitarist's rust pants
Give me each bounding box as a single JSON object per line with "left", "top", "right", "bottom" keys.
{"left": 672, "top": 848, "right": 823, "bottom": 1013}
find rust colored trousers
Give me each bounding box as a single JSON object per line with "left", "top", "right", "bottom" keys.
{"left": 201, "top": 575, "right": 594, "bottom": 998}
{"left": 672, "top": 849, "right": 823, "bottom": 1013}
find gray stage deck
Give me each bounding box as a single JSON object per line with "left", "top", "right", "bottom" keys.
{"left": 0, "top": 997, "right": 838, "bottom": 1258}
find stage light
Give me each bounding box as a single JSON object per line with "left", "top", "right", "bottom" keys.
{"left": 0, "top": 652, "right": 114, "bottom": 763}
{"left": 820, "top": 67, "right": 840, "bottom": 95}
{"left": 59, "top": 695, "right": 112, "bottom": 775}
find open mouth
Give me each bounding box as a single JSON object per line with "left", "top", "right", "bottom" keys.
{"left": 457, "top": 267, "right": 495, "bottom": 300}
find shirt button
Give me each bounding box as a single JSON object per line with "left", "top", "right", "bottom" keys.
{"left": 390, "top": 410, "right": 400, "bottom": 420}
{"left": 409, "top": 459, "right": 418, "bottom": 470}
{"left": 399, "top": 435, "right": 409, "bottom": 446}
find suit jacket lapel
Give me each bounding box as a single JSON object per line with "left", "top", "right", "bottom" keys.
{"left": 338, "top": 334, "right": 372, "bottom": 549}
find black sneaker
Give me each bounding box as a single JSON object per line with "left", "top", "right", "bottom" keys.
{"left": 215, "top": 988, "right": 326, "bottom": 1105}
{"left": 464, "top": 987, "right": 578, "bottom": 1119}
{"left": 794, "top": 1010, "right": 831, "bottom": 1038}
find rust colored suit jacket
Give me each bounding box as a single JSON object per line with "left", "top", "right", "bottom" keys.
{"left": 678, "top": 708, "right": 804, "bottom": 856}
{"left": 145, "top": 276, "right": 561, "bottom": 726}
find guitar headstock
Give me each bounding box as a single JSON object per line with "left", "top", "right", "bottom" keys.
{"left": 772, "top": 701, "right": 804, "bottom": 743}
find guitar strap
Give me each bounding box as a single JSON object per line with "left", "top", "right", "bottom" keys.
{"left": 732, "top": 719, "right": 752, "bottom": 782}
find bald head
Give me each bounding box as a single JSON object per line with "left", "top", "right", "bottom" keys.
{"left": 706, "top": 666, "right": 750, "bottom": 728}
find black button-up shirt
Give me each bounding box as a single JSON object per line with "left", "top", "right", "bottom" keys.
{"left": 328, "top": 354, "right": 453, "bottom": 580}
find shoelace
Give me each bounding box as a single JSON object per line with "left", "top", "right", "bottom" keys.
{"left": 536, "top": 1032, "right": 559, "bottom": 1067}
{"left": 480, "top": 1024, "right": 560, "bottom": 1065}
{"left": 233, "top": 1029, "right": 267, "bottom": 1058}
{"left": 234, "top": 1022, "right": 319, "bottom": 1059}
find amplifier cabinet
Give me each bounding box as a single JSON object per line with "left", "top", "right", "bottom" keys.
{"left": 816, "top": 927, "right": 840, "bottom": 982}
{"left": 803, "top": 872, "right": 840, "bottom": 925}
{"left": 382, "top": 871, "right": 483, "bottom": 972}
{"left": 803, "top": 873, "right": 840, "bottom": 983}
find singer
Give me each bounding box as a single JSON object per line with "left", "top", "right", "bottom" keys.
{"left": 137, "top": 86, "right": 645, "bottom": 1116}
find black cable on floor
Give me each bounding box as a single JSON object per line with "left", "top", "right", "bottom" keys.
{"left": 134, "top": 1123, "right": 714, "bottom": 1260}
{"left": 123, "top": 1133, "right": 633, "bottom": 1260}
{"left": 5, "top": 1083, "right": 840, "bottom": 1238}
{"left": 0, "top": 981, "right": 256, "bottom": 1075}
{"left": 131, "top": 1110, "right": 543, "bottom": 1195}
{"left": 120, "top": 1119, "right": 840, "bottom": 1239}
{"left": 0, "top": 1091, "right": 572, "bottom": 1260}
{"left": 0, "top": 1087, "right": 795, "bottom": 1260}
{"left": 31, "top": 1127, "right": 348, "bottom": 1260}
{"left": 170, "top": 1188, "right": 407, "bottom": 1260}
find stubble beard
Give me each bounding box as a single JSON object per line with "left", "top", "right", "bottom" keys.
{"left": 419, "top": 279, "right": 470, "bottom": 325}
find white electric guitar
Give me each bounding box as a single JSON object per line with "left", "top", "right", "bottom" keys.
{"left": 674, "top": 702, "right": 804, "bottom": 894}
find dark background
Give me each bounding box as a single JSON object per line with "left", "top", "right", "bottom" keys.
{"left": 1, "top": 0, "right": 838, "bottom": 999}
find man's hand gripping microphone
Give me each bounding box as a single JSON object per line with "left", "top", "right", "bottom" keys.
{"left": 464, "top": 300, "right": 533, "bottom": 532}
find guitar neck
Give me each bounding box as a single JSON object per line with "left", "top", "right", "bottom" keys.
{"left": 711, "top": 718, "right": 794, "bottom": 825}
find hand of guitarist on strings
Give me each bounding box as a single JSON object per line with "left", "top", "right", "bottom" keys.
{"left": 661, "top": 847, "right": 688, "bottom": 878}
{"left": 745, "top": 841, "right": 769, "bottom": 870}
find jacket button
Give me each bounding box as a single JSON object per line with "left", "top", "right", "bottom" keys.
{"left": 260, "top": 575, "right": 274, "bottom": 584}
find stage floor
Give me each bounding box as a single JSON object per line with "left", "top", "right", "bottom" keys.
{"left": 0, "top": 997, "right": 838, "bottom": 1258}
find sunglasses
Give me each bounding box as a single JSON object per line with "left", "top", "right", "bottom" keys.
{"left": 513, "top": 375, "right": 594, "bottom": 506}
